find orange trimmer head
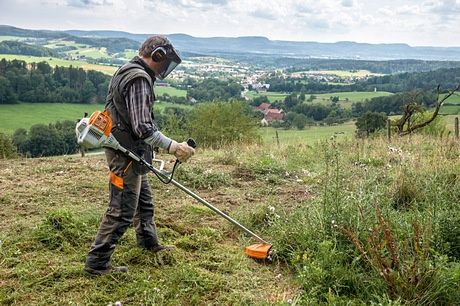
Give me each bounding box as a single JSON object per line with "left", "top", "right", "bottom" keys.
{"left": 245, "top": 243, "right": 273, "bottom": 261}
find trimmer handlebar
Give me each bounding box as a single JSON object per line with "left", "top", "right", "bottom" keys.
{"left": 186, "top": 138, "right": 197, "bottom": 149}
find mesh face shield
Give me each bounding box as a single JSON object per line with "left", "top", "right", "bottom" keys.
{"left": 156, "top": 45, "right": 182, "bottom": 80}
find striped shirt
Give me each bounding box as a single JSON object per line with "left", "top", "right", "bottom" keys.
{"left": 124, "top": 77, "right": 172, "bottom": 150}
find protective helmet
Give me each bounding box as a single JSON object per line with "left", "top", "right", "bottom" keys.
{"left": 150, "top": 44, "right": 182, "bottom": 79}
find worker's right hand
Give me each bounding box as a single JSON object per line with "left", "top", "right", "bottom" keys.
{"left": 169, "top": 140, "right": 195, "bottom": 163}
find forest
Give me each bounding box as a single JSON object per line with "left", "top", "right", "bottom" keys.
{"left": 0, "top": 59, "right": 109, "bottom": 104}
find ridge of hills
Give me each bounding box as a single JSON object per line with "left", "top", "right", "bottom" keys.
{"left": 1, "top": 25, "right": 460, "bottom": 61}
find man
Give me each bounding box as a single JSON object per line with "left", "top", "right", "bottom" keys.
{"left": 84, "top": 35, "right": 195, "bottom": 276}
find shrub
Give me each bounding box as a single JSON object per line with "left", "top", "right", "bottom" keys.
{"left": 356, "top": 111, "right": 387, "bottom": 137}
{"left": 187, "top": 101, "right": 261, "bottom": 148}
{"left": 13, "top": 120, "right": 78, "bottom": 157}
{"left": 0, "top": 132, "right": 17, "bottom": 159}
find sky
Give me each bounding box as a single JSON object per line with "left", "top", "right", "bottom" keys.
{"left": 1, "top": 0, "right": 459, "bottom": 47}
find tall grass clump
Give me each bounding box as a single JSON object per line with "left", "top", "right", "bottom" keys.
{"left": 266, "top": 136, "right": 460, "bottom": 304}
{"left": 33, "top": 208, "right": 99, "bottom": 250}
{"left": 176, "top": 164, "right": 232, "bottom": 189}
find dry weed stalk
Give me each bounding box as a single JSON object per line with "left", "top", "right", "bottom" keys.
{"left": 339, "top": 205, "right": 433, "bottom": 300}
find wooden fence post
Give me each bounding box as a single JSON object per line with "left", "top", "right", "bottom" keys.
{"left": 455, "top": 117, "right": 459, "bottom": 140}
{"left": 387, "top": 119, "right": 391, "bottom": 142}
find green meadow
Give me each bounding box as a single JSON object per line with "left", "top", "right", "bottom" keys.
{"left": 155, "top": 86, "right": 188, "bottom": 97}
{"left": 260, "top": 122, "right": 356, "bottom": 146}
{"left": 0, "top": 102, "right": 192, "bottom": 135}
{"left": 246, "top": 90, "right": 394, "bottom": 107}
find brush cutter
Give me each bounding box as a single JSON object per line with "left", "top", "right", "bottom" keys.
{"left": 76, "top": 110, "right": 273, "bottom": 261}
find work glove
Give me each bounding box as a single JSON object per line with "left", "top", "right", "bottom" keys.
{"left": 169, "top": 140, "right": 195, "bottom": 163}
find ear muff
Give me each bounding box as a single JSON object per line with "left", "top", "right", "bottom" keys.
{"left": 151, "top": 46, "right": 167, "bottom": 62}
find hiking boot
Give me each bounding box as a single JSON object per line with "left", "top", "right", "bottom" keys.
{"left": 149, "top": 244, "right": 176, "bottom": 253}
{"left": 84, "top": 265, "right": 128, "bottom": 276}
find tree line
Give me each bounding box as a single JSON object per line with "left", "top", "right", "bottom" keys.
{"left": 11, "top": 120, "right": 79, "bottom": 157}
{"left": 0, "top": 41, "right": 58, "bottom": 57}
{"left": 185, "top": 78, "right": 244, "bottom": 102}
{"left": 0, "top": 59, "right": 109, "bottom": 104}
{"left": 265, "top": 67, "right": 460, "bottom": 94}
{"left": 284, "top": 58, "right": 460, "bottom": 74}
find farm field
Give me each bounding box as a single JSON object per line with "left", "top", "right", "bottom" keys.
{"left": 246, "top": 90, "right": 394, "bottom": 108}
{"left": 0, "top": 102, "right": 192, "bottom": 134}
{"left": 66, "top": 47, "right": 110, "bottom": 59}
{"left": 296, "top": 69, "right": 383, "bottom": 77}
{"left": 310, "top": 91, "right": 393, "bottom": 108}
{"left": 0, "top": 36, "right": 29, "bottom": 42}
{"left": 439, "top": 105, "right": 460, "bottom": 115}
{"left": 155, "top": 86, "right": 188, "bottom": 97}
{"left": 260, "top": 121, "right": 356, "bottom": 146}
{"left": 0, "top": 54, "right": 118, "bottom": 74}
{"left": 43, "top": 39, "right": 87, "bottom": 49}
{"left": 245, "top": 90, "right": 289, "bottom": 102}
{"left": 439, "top": 93, "right": 460, "bottom": 115}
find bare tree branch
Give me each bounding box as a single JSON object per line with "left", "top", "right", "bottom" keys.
{"left": 397, "top": 84, "right": 460, "bottom": 136}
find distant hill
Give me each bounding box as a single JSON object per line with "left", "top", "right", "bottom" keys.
{"left": 2, "top": 25, "right": 460, "bottom": 62}
{"left": 64, "top": 28, "right": 460, "bottom": 61}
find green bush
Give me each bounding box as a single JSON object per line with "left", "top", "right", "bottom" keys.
{"left": 0, "top": 132, "right": 17, "bottom": 159}
{"left": 356, "top": 111, "right": 387, "bottom": 137}
{"left": 187, "top": 101, "right": 261, "bottom": 148}
{"left": 13, "top": 120, "right": 78, "bottom": 157}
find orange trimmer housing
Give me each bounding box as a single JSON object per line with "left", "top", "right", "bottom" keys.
{"left": 89, "top": 110, "right": 112, "bottom": 136}
{"left": 244, "top": 243, "right": 273, "bottom": 260}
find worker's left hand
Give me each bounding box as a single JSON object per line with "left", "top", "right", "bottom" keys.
{"left": 169, "top": 141, "right": 195, "bottom": 162}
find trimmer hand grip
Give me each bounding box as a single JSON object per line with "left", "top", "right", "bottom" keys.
{"left": 187, "top": 138, "right": 197, "bottom": 149}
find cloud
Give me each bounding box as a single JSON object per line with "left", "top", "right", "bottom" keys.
{"left": 424, "top": 0, "right": 460, "bottom": 15}
{"left": 341, "top": 0, "right": 355, "bottom": 7}
{"left": 147, "top": 0, "right": 228, "bottom": 10}
{"left": 249, "top": 8, "right": 278, "bottom": 20}
{"left": 66, "top": 0, "right": 112, "bottom": 7}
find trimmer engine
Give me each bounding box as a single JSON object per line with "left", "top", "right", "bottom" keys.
{"left": 76, "top": 111, "right": 121, "bottom": 150}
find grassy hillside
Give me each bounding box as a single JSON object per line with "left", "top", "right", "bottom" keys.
{"left": 0, "top": 149, "right": 300, "bottom": 304}
{"left": 1, "top": 135, "right": 460, "bottom": 304}
{"left": 0, "top": 102, "right": 192, "bottom": 135}
{"left": 0, "top": 54, "right": 117, "bottom": 74}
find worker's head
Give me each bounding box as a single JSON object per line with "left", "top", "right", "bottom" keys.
{"left": 139, "top": 35, "right": 182, "bottom": 80}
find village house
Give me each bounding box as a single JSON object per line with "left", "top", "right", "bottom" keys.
{"left": 256, "top": 103, "right": 284, "bottom": 125}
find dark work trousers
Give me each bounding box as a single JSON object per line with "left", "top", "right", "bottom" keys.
{"left": 85, "top": 148, "right": 159, "bottom": 270}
